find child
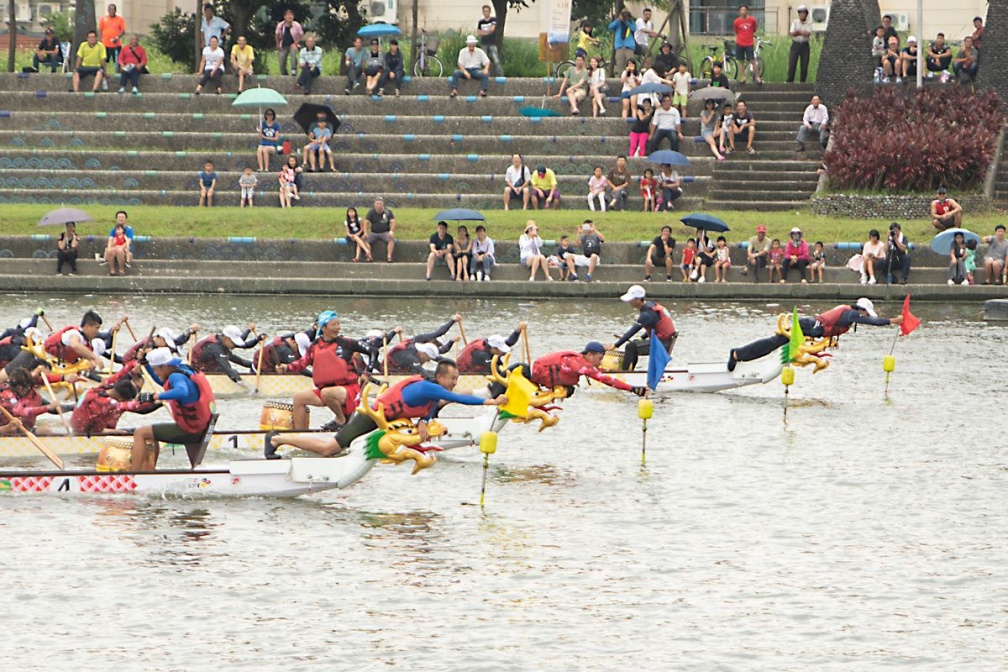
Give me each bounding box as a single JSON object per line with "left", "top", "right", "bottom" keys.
{"left": 714, "top": 235, "right": 731, "bottom": 282}
{"left": 964, "top": 238, "right": 978, "bottom": 284}
{"left": 279, "top": 163, "right": 298, "bottom": 208}
{"left": 680, "top": 238, "right": 696, "bottom": 282}
{"left": 198, "top": 161, "right": 216, "bottom": 207}
{"left": 768, "top": 238, "right": 784, "bottom": 283}
{"left": 871, "top": 26, "right": 886, "bottom": 58}
{"left": 718, "top": 102, "right": 734, "bottom": 154}
{"left": 554, "top": 234, "right": 576, "bottom": 281}
{"left": 575, "top": 23, "right": 599, "bottom": 58}
{"left": 239, "top": 167, "right": 257, "bottom": 208}
{"left": 303, "top": 118, "right": 334, "bottom": 172}
{"left": 809, "top": 241, "right": 826, "bottom": 282}
{"left": 587, "top": 165, "right": 607, "bottom": 212}
{"left": 639, "top": 168, "right": 658, "bottom": 212}
{"left": 671, "top": 62, "right": 691, "bottom": 117}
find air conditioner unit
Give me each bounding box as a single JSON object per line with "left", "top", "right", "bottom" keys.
{"left": 369, "top": 0, "right": 398, "bottom": 24}
{"left": 2, "top": 0, "right": 32, "bottom": 21}
{"left": 809, "top": 5, "right": 829, "bottom": 32}
{"left": 36, "top": 3, "right": 61, "bottom": 19}
{"left": 893, "top": 12, "right": 910, "bottom": 31}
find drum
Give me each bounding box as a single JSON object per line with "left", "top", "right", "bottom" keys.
{"left": 259, "top": 402, "right": 307, "bottom": 431}
{"left": 96, "top": 438, "right": 134, "bottom": 472}
{"left": 599, "top": 349, "right": 624, "bottom": 372}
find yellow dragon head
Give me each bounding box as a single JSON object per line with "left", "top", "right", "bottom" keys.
{"left": 357, "top": 381, "right": 446, "bottom": 475}
{"left": 775, "top": 313, "right": 832, "bottom": 373}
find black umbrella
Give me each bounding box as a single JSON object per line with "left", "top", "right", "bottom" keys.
{"left": 293, "top": 103, "right": 341, "bottom": 135}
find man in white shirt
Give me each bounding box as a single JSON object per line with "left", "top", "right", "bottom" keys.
{"left": 796, "top": 94, "right": 828, "bottom": 151}
{"left": 200, "top": 3, "right": 230, "bottom": 48}
{"left": 449, "top": 35, "right": 490, "bottom": 97}
{"left": 634, "top": 8, "right": 660, "bottom": 57}
{"left": 787, "top": 5, "right": 812, "bottom": 83}
{"left": 649, "top": 94, "right": 683, "bottom": 152}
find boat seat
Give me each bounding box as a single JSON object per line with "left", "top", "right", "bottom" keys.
{"left": 184, "top": 413, "right": 219, "bottom": 469}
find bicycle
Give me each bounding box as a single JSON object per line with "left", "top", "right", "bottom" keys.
{"left": 699, "top": 37, "right": 770, "bottom": 81}
{"left": 413, "top": 29, "right": 443, "bottom": 78}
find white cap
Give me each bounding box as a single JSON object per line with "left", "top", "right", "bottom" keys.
{"left": 91, "top": 338, "right": 107, "bottom": 357}
{"left": 790, "top": 227, "right": 802, "bottom": 234}
{"left": 466, "top": 34, "right": 478, "bottom": 44}
{"left": 797, "top": 4, "right": 808, "bottom": 11}
{"left": 487, "top": 335, "right": 510, "bottom": 353}
{"left": 294, "top": 332, "right": 312, "bottom": 357}
{"left": 154, "top": 327, "right": 177, "bottom": 344}
{"left": 620, "top": 284, "right": 647, "bottom": 303}
{"left": 147, "top": 346, "right": 179, "bottom": 367}
{"left": 855, "top": 298, "right": 877, "bottom": 317}
{"left": 18, "top": 318, "right": 33, "bottom": 329}
{"left": 907, "top": 35, "right": 917, "bottom": 43}
{"left": 24, "top": 327, "right": 42, "bottom": 343}
{"left": 222, "top": 325, "right": 244, "bottom": 343}
{"left": 416, "top": 342, "right": 439, "bottom": 360}
{"left": 366, "top": 329, "right": 384, "bottom": 340}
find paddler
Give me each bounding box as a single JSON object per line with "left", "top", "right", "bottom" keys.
{"left": 610, "top": 284, "right": 678, "bottom": 370}
{"left": 264, "top": 360, "right": 507, "bottom": 459}
{"left": 0, "top": 368, "right": 62, "bottom": 435}
{"left": 358, "top": 327, "right": 399, "bottom": 375}
{"left": 70, "top": 361, "right": 160, "bottom": 435}
{"left": 727, "top": 298, "right": 904, "bottom": 370}
{"left": 42, "top": 309, "right": 108, "bottom": 371}
{"left": 456, "top": 322, "right": 527, "bottom": 375}
{"left": 276, "top": 311, "right": 373, "bottom": 431}
{"left": 0, "top": 312, "right": 43, "bottom": 371}
{"left": 121, "top": 325, "right": 201, "bottom": 364}
{"left": 252, "top": 331, "right": 312, "bottom": 372}
{"left": 385, "top": 315, "right": 461, "bottom": 376}
{"left": 528, "top": 341, "right": 648, "bottom": 398}
{"left": 190, "top": 323, "right": 261, "bottom": 383}
{"left": 130, "top": 347, "right": 216, "bottom": 470}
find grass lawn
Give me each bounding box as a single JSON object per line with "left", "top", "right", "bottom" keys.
{"left": 3, "top": 204, "right": 1004, "bottom": 245}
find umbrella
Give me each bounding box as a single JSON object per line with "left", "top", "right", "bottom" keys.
{"left": 434, "top": 208, "right": 485, "bottom": 221}
{"left": 691, "top": 86, "right": 735, "bottom": 103}
{"left": 627, "top": 82, "right": 671, "bottom": 97}
{"left": 930, "top": 227, "right": 980, "bottom": 255}
{"left": 38, "top": 207, "right": 92, "bottom": 227}
{"left": 294, "top": 102, "right": 340, "bottom": 135}
{"left": 680, "top": 213, "right": 730, "bottom": 233}
{"left": 647, "top": 150, "right": 690, "bottom": 167}
{"left": 232, "top": 87, "right": 288, "bottom": 108}
{"left": 519, "top": 106, "right": 562, "bottom": 118}
{"left": 358, "top": 23, "right": 402, "bottom": 38}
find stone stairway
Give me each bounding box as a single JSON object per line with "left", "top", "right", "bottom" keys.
{"left": 991, "top": 132, "right": 1008, "bottom": 206}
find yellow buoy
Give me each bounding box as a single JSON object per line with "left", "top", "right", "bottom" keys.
{"left": 638, "top": 398, "right": 654, "bottom": 420}
{"left": 479, "top": 431, "right": 498, "bottom": 455}
{"left": 882, "top": 355, "right": 896, "bottom": 373}
{"left": 781, "top": 367, "right": 795, "bottom": 386}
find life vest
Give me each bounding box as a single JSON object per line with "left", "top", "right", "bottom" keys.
{"left": 376, "top": 375, "right": 435, "bottom": 421}
{"left": 0, "top": 387, "right": 44, "bottom": 429}
{"left": 311, "top": 339, "right": 357, "bottom": 387}
{"left": 815, "top": 305, "right": 854, "bottom": 338}
{"left": 384, "top": 340, "right": 412, "bottom": 372}
{"left": 531, "top": 350, "right": 583, "bottom": 388}
{"left": 455, "top": 339, "right": 487, "bottom": 372}
{"left": 189, "top": 334, "right": 221, "bottom": 370}
{"left": 44, "top": 326, "right": 90, "bottom": 363}
{"left": 121, "top": 337, "right": 156, "bottom": 364}
{"left": 644, "top": 301, "right": 677, "bottom": 341}
{"left": 71, "top": 388, "right": 119, "bottom": 434}
{"left": 253, "top": 336, "right": 285, "bottom": 371}
{"left": 162, "top": 365, "right": 216, "bottom": 434}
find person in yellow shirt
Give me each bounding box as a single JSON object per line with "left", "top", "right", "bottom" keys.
{"left": 530, "top": 165, "right": 560, "bottom": 209}
{"left": 98, "top": 4, "right": 126, "bottom": 73}
{"left": 72, "top": 31, "right": 107, "bottom": 93}
{"left": 230, "top": 35, "right": 255, "bottom": 93}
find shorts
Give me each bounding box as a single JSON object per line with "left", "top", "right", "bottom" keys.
{"left": 672, "top": 92, "right": 688, "bottom": 107}
{"left": 506, "top": 186, "right": 525, "bottom": 197}
{"left": 700, "top": 128, "right": 714, "bottom": 139}
{"left": 334, "top": 411, "right": 378, "bottom": 449}
{"left": 734, "top": 130, "right": 750, "bottom": 142}
{"left": 364, "top": 66, "right": 382, "bottom": 77}
{"left": 76, "top": 66, "right": 101, "bottom": 77}
{"left": 308, "top": 142, "right": 331, "bottom": 153}
{"left": 152, "top": 423, "right": 206, "bottom": 445}
{"left": 312, "top": 381, "right": 361, "bottom": 419}
{"left": 567, "top": 88, "right": 586, "bottom": 102}
{"left": 697, "top": 252, "right": 715, "bottom": 267}
{"left": 241, "top": 187, "right": 255, "bottom": 198}
{"left": 735, "top": 45, "right": 754, "bottom": 61}
{"left": 367, "top": 231, "right": 392, "bottom": 244}
{"left": 571, "top": 254, "right": 599, "bottom": 268}
{"left": 283, "top": 181, "right": 296, "bottom": 190}
{"left": 574, "top": 48, "right": 588, "bottom": 58}
{"left": 717, "top": 258, "right": 732, "bottom": 267}
{"left": 258, "top": 144, "right": 277, "bottom": 153}
{"left": 533, "top": 187, "right": 560, "bottom": 199}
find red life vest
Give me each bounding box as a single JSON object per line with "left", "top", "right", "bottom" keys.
{"left": 816, "top": 305, "right": 854, "bottom": 338}
{"left": 455, "top": 339, "right": 487, "bottom": 372}
{"left": 645, "top": 302, "right": 677, "bottom": 341}
{"left": 384, "top": 340, "right": 410, "bottom": 372}
{"left": 44, "top": 326, "right": 90, "bottom": 363}
{"left": 252, "top": 336, "right": 284, "bottom": 371}
{"left": 311, "top": 338, "right": 357, "bottom": 387}
{"left": 0, "top": 334, "right": 12, "bottom": 348}
{"left": 376, "top": 375, "right": 435, "bottom": 420}
{"left": 162, "top": 366, "right": 216, "bottom": 434}
{"left": 0, "top": 387, "right": 44, "bottom": 429}
{"left": 71, "top": 388, "right": 121, "bottom": 434}
{"left": 531, "top": 350, "right": 583, "bottom": 387}
{"left": 189, "top": 334, "right": 221, "bottom": 371}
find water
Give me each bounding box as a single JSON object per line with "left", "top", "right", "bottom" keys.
{"left": 1, "top": 294, "right": 1005, "bottom": 670}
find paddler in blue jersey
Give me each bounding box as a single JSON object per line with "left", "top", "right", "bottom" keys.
{"left": 264, "top": 360, "right": 506, "bottom": 459}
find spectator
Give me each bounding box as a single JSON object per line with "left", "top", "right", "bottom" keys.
{"left": 728, "top": 100, "right": 756, "bottom": 155}
{"left": 100, "top": 210, "right": 134, "bottom": 268}
{"left": 275, "top": 9, "right": 303, "bottom": 77}
{"left": 197, "top": 160, "right": 216, "bottom": 207}
{"left": 628, "top": 98, "right": 653, "bottom": 158}
{"left": 691, "top": 228, "right": 715, "bottom": 282}
{"left": 519, "top": 221, "right": 553, "bottom": 281}
{"left": 982, "top": 224, "right": 1008, "bottom": 285}
{"left": 449, "top": 35, "right": 490, "bottom": 98}
{"left": 383, "top": 39, "right": 405, "bottom": 96}
{"left": 471, "top": 225, "right": 495, "bottom": 281}
{"left": 953, "top": 37, "right": 979, "bottom": 83}
{"left": 230, "top": 35, "right": 255, "bottom": 93}
{"left": 656, "top": 163, "right": 682, "bottom": 211}
{"left": 344, "top": 207, "right": 372, "bottom": 262}
{"left": 503, "top": 153, "right": 531, "bottom": 210}
{"left": 768, "top": 238, "right": 783, "bottom": 282}
{"left": 881, "top": 37, "right": 900, "bottom": 82}
{"left": 608, "top": 8, "right": 637, "bottom": 75}
{"left": 671, "top": 62, "right": 691, "bottom": 116}
{"left": 796, "top": 94, "right": 828, "bottom": 151}
{"left": 948, "top": 231, "right": 967, "bottom": 285}
{"left": 106, "top": 221, "right": 130, "bottom": 276}
{"left": 649, "top": 94, "right": 683, "bottom": 152}
{"left": 680, "top": 237, "right": 697, "bottom": 281}
{"left": 71, "top": 30, "right": 106, "bottom": 93}
{"left": 787, "top": 5, "right": 812, "bottom": 83}
{"left": 634, "top": 7, "right": 659, "bottom": 58}
{"left": 278, "top": 155, "right": 302, "bottom": 207}
{"left": 860, "top": 228, "right": 885, "bottom": 285}
{"left": 606, "top": 155, "right": 631, "bottom": 211}
{"left": 576, "top": 219, "right": 604, "bottom": 282}
{"left": 733, "top": 5, "right": 762, "bottom": 84}
{"left": 56, "top": 222, "right": 79, "bottom": 275}
{"left": 619, "top": 60, "right": 642, "bottom": 118}
{"left": 302, "top": 114, "right": 334, "bottom": 172}
{"left": 971, "top": 16, "right": 984, "bottom": 50}
{"left": 116, "top": 34, "right": 146, "bottom": 95}
{"left": 871, "top": 25, "right": 886, "bottom": 61}
{"left": 530, "top": 165, "right": 560, "bottom": 210}
{"left": 575, "top": 23, "right": 600, "bottom": 58}
{"left": 931, "top": 186, "right": 963, "bottom": 230}
{"left": 200, "top": 4, "right": 230, "bottom": 49}
{"left": 713, "top": 235, "right": 732, "bottom": 282}
{"left": 365, "top": 197, "right": 396, "bottom": 262}
{"left": 477, "top": 5, "right": 503, "bottom": 75}
{"left": 781, "top": 227, "right": 809, "bottom": 283}
{"left": 455, "top": 225, "right": 473, "bottom": 282}
{"left": 554, "top": 235, "right": 577, "bottom": 281}
{"left": 965, "top": 239, "right": 979, "bottom": 284}
{"left": 554, "top": 53, "right": 589, "bottom": 116}
{"left": 898, "top": 36, "right": 919, "bottom": 82}
{"left": 716, "top": 101, "right": 733, "bottom": 154}
{"left": 885, "top": 221, "right": 911, "bottom": 285}
{"left": 746, "top": 224, "right": 770, "bottom": 281}
{"left": 879, "top": 15, "right": 898, "bottom": 46}
{"left": 709, "top": 61, "right": 730, "bottom": 88}
{"left": 644, "top": 225, "right": 676, "bottom": 281}
{"left": 655, "top": 41, "right": 678, "bottom": 78}
{"left": 926, "top": 33, "right": 951, "bottom": 77}
{"left": 638, "top": 56, "right": 672, "bottom": 108}
{"left": 195, "top": 35, "right": 225, "bottom": 95}
{"left": 363, "top": 38, "right": 385, "bottom": 96}
{"left": 256, "top": 109, "right": 280, "bottom": 172}
{"left": 809, "top": 241, "right": 826, "bottom": 282}
{"left": 344, "top": 35, "right": 365, "bottom": 94}
{"left": 425, "top": 221, "right": 456, "bottom": 281}
{"left": 297, "top": 33, "right": 323, "bottom": 95}
{"left": 587, "top": 56, "right": 608, "bottom": 117}
{"left": 99, "top": 3, "right": 125, "bottom": 77}
{"left": 238, "top": 167, "right": 257, "bottom": 208}
{"left": 587, "top": 165, "right": 608, "bottom": 212}
{"left": 699, "top": 98, "right": 725, "bottom": 160}
{"left": 640, "top": 168, "right": 658, "bottom": 212}
{"left": 33, "top": 28, "right": 62, "bottom": 73}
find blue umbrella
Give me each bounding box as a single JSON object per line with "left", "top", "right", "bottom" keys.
{"left": 434, "top": 208, "right": 485, "bottom": 221}
{"left": 628, "top": 82, "right": 671, "bottom": 97}
{"left": 930, "top": 227, "right": 980, "bottom": 255}
{"left": 647, "top": 150, "right": 690, "bottom": 167}
{"left": 519, "top": 106, "right": 562, "bottom": 118}
{"left": 680, "top": 213, "right": 730, "bottom": 233}
{"left": 358, "top": 23, "right": 402, "bottom": 38}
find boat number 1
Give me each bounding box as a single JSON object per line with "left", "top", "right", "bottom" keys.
{"left": 229, "top": 435, "right": 238, "bottom": 449}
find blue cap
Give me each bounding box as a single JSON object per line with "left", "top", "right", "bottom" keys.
{"left": 583, "top": 341, "right": 606, "bottom": 354}
{"left": 317, "top": 310, "right": 339, "bottom": 327}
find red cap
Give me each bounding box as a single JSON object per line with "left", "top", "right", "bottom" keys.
{"left": 756, "top": 225, "right": 766, "bottom": 233}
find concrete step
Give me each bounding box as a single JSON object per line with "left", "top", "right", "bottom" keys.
{"left": 705, "top": 199, "right": 811, "bottom": 211}
{"left": 707, "top": 181, "right": 816, "bottom": 193}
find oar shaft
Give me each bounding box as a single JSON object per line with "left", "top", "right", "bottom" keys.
{"left": 41, "top": 374, "right": 71, "bottom": 436}
{"left": 40, "top": 314, "right": 54, "bottom": 332}
{"left": 479, "top": 453, "right": 489, "bottom": 509}
{"left": 254, "top": 335, "right": 265, "bottom": 394}
{"left": 458, "top": 320, "right": 468, "bottom": 346}
{"left": 641, "top": 420, "right": 647, "bottom": 466}
{"left": 123, "top": 317, "right": 138, "bottom": 341}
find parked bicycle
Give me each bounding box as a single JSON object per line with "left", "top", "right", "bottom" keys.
{"left": 699, "top": 37, "right": 770, "bottom": 81}
{"left": 413, "top": 29, "right": 443, "bottom": 78}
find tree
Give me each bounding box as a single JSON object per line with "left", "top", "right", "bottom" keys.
{"left": 74, "top": 0, "right": 97, "bottom": 47}
{"left": 490, "top": 0, "right": 535, "bottom": 55}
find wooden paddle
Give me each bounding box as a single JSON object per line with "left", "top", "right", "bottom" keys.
{"left": 457, "top": 318, "right": 469, "bottom": 346}
{"left": 40, "top": 374, "right": 72, "bottom": 436}
{"left": 109, "top": 325, "right": 119, "bottom": 373}
{"left": 522, "top": 324, "right": 531, "bottom": 363}
{"left": 187, "top": 329, "right": 196, "bottom": 365}
{"left": 253, "top": 334, "right": 266, "bottom": 394}
{"left": 37, "top": 310, "right": 54, "bottom": 332}
{"left": 383, "top": 334, "right": 389, "bottom": 378}
{"left": 123, "top": 317, "right": 138, "bottom": 341}
{"left": 0, "top": 404, "right": 64, "bottom": 469}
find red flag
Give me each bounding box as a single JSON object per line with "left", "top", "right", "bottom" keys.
{"left": 900, "top": 294, "right": 921, "bottom": 336}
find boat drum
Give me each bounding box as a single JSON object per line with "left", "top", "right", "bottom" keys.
{"left": 259, "top": 402, "right": 306, "bottom": 431}
{"left": 96, "top": 437, "right": 134, "bottom": 472}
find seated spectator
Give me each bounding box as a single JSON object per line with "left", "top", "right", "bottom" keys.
{"left": 256, "top": 108, "right": 280, "bottom": 172}
{"left": 898, "top": 36, "right": 919, "bottom": 81}
{"left": 948, "top": 231, "right": 967, "bottom": 285}
{"left": 365, "top": 197, "right": 396, "bottom": 262}
{"left": 860, "top": 228, "right": 886, "bottom": 285}
{"left": 554, "top": 53, "right": 590, "bottom": 116}
{"left": 344, "top": 207, "right": 372, "bottom": 262}
{"left": 638, "top": 56, "right": 673, "bottom": 108}
{"left": 640, "top": 168, "right": 658, "bottom": 212}
{"left": 33, "top": 28, "right": 62, "bottom": 73}
{"left": 644, "top": 225, "right": 676, "bottom": 281}
{"left": 881, "top": 36, "right": 900, "bottom": 82}
{"left": 781, "top": 227, "right": 809, "bottom": 283}
{"left": 238, "top": 167, "right": 257, "bottom": 207}
{"left": 587, "top": 165, "right": 608, "bottom": 212}
{"left": 716, "top": 102, "right": 733, "bottom": 154}
{"left": 72, "top": 30, "right": 106, "bottom": 93}
{"left": 56, "top": 222, "right": 79, "bottom": 275}
{"left": 449, "top": 35, "right": 490, "bottom": 98}
{"left": 230, "top": 35, "right": 254, "bottom": 93}
{"left": 931, "top": 186, "right": 963, "bottom": 230}
{"left": 116, "top": 34, "right": 146, "bottom": 95}
{"left": 885, "top": 221, "right": 911, "bottom": 284}
{"left": 809, "top": 241, "right": 826, "bottom": 283}
{"left": 519, "top": 221, "right": 553, "bottom": 281}
{"left": 344, "top": 35, "right": 364, "bottom": 94}
{"left": 575, "top": 219, "right": 604, "bottom": 282}
{"left": 103, "top": 210, "right": 134, "bottom": 267}
{"left": 680, "top": 237, "right": 697, "bottom": 282}
{"left": 363, "top": 38, "right": 385, "bottom": 96}
{"left": 953, "top": 37, "right": 979, "bottom": 83}
{"left": 628, "top": 98, "right": 653, "bottom": 158}
{"left": 713, "top": 235, "right": 732, "bottom": 283}
{"left": 746, "top": 224, "right": 769, "bottom": 281}
{"left": 982, "top": 224, "right": 1008, "bottom": 285}
{"left": 709, "top": 61, "right": 730, "bottom": 89}
{"left": 106, "top": 221, "right": 130, "bottom": 276}
{"left": 728, "top": 100, "right": 755, "bottom": 154}
{"left": 530, "top": 165, "right": 560, "bottom": 210}
{"left": 455, "top": 225, "right": 473, "bottom": 282}
{"left": 649, "top": 94, "right": 683, "bottom": 153}
{"left": 587, "top": 56, "right": 608, "bottom": 117}
{"left": 656, "top": 163, "right": 682, "bottom": 211}
{"left": 425, "top": 221, "right": 456, "bottom": 281}
{"left": 197, "top": 160, "right": 216, "bottom": 207}
{"left": 503, "top": 153, "right": 530, "bottom": 210}
{"left": 195, "top": 35, "right": 225, "bottom": 95}
{"left": 554, "top": 235, "right": 577, "bottom": 281}
{"left": 382, "top": 39, "right": 405, "bottom": 96}
{"left": 691, "top": 228, "right": 715, "bottom": 283}
{"left": 278, "top": 155, "right": 302, "bottom": 207}
{"left": 926, "top": 33, "right": 951, "bottom": 76}
{"left": 297, "top": 33, "right": 323, "bottom": 95}
{"left": 796, "top": 94, "right": 828, "bottom": 151}
{"left": 302, "top": 115, "right": 334, "bottom": 172}
{"left": 699, "top": 99, "right": 725, "bottom": 161}
{"left": 619, "top": 60, "right": 642, "bottom": 118}
{"left": 471, "top": 225, "right": 496, "bottom": 281}
{"left": 607, "top": 155, "right": 631, "bottom": 210}
{"left": 654, "top": 41, "right": 678, "bottom": 78}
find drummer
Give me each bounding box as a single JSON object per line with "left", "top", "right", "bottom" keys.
{"left": 385, "top": 315, "right": 461, "bottom": 376}
{"left": 253, "top": 331, "right": 312, "bottom": 372}
{"left": 0, "top": 368, "right": 60, "bottom": 435}
{"left": 610, "top": 285, "right": 678, "bottom": 370}
{"left": 70, "top": 361, "right": 160, "bottom": 435}
{"left": 265, "top": 360, "right": 507, "bottom": 459}
{"left": 130, "top": 347, "right": 216, "bottom": 471}
{"left": 190, "top": 324, "right": 261, "bottom": 383}
{"left": 456, "top": 322, "right": 526, "bottom": 375}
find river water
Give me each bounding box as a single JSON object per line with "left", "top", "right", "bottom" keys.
{"left": 0, "top": 294, "right": 1004, "bottom": 670}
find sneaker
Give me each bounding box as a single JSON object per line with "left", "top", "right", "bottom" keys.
{"left": 643, "top": 275, "right": 651, "bottom": 282}
{"left": 608, "top": 198, "right": 617, "bottom": 207}
{"left": 698, "top": 276, "right": 705, "bottom": 283}
{"left": 690, "top": 269, "right": 699, "bottom": 281}
{"left": 947, "top": 279, "right": 955, "bottom": 285}
{"left": 585, "top": 274, "right": 593, "bottom": 282}
{"left": 264, "top": 431, "right": 280, "bottom": 459}
{"left": 320, "top": 418, "right": 344, "bottom": 432}
{"left": 344, "top": 88, "right": 350, "bottom": 95}
{"left": 868, "top": 277, "right": 877, "bottom": 285}
{"left": 117, "top": 87, "right": 125, "bottom": 94}
{"left": 895, "top": 77, "right": 903, "bottom": 83}
{"left": 125, "top": 261, "right": 131, "bottom": 268}
{"left": 665, "top": 275, "right": 673, "bottom": 281}
{"left": 568, "top": 273, "right": 578, "bottom": 282}
{"left": 483, "top": 274, "right": 490, "bottom": 281}
{"left": 131, "top": 87, "right": 139, "bottom": 95}
{"left": 100, "top": 78, "right": 108, "bottom": 91}
{"left": 395, "top": 89, "right": 400, "bottom": 96}
{"left": 860, "top": 273, "right": 868, "bottom": 285}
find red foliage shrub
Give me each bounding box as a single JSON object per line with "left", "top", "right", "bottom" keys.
{"left": 823, "top": 87, "right": 1005, "bottom": 192}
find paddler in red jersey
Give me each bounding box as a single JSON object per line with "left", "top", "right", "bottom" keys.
{"left": 190, "top": 323, "right": 260, "bottom": 383}
{"left": 529, "top": 341, "right": 648, "bottom": 398}
{"left": 610, "top": 284, "right": 678, "bottom": 370}
{"left": 0, "top": 368, "right": 61, "bottom": 435}
{"left": 455, "top": 322, "right": 526, "bottom": 375}
{"left": 265, "top": 360, "right": 507, "bottom": 459}
{"left": 42, "top": 309, "right": 107, "bottom": 371}
{"left": 252, "top": 331, "right": 312, "bottom": 372}
{"left": 70, "top": 361, "right": 160, "bottom": 435}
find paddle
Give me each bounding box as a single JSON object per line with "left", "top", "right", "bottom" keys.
{"left": 457, "top": 318, "right": 468, "bottom": 346}
{"left": 37, "top": 309, "right": 54, "bottom": 332}
{"left": 40, "top": 373, "right": 72, "bottom": 436}
{"left": 123, "top": 317, "right": 138, "bottom": 341}
{"left": 521, "top": 324, "right": 531, "bottom": 364}
{"left": 0, "top": 404, "right": 64, "bottom": 469}
{"left": 187, "top": 329, "right": 196, "bottom": 365}
{"left": 109, "top": 324, "right": 119, "bottom": 373}
{"left": 383, "top": 334, "right": 389, "bottom": 378}
{"left": 253, "top": 335, "right": 266, "bottom": 394}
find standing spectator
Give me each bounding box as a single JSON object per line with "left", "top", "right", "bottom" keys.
{"left": 275, "top": 9, "right": 303, "bottom": 76}
{"left": 587, "top": 165, "right": 608, "bottom": 212}
{"left": 619, "top": 60, "right": 642, "bottom": 118}
{"left": 477, "top": 5, "right": 503, "bottom": 76}
{"left": 56, "top": 222, "right": 79, "bottom": 275}
{"left": 671, "top": 62, "right": 691, "bottom": 116}
{"left": 449, "top": 35, "right": 490, "bottom": 98}
{"left": 302, "top": 114, "right": 333, "bottom": 172}
{"left": 699, "top": 98, "right": 725, "bottom": 160}
{"left": 455, "top": 226, "right": 473, "bottom": 282}
{"left": 519, "top": 222, "right": 553, "bottom": 281}
{"left": 982, "top": 224, "right": 1008, "bottom": 285}
{"left": 587, "top": 56, "right": 608, "bottom": 117}
{"left": 879, "top": 14, "right": 898, "bottom": 46}
{"left": 787, "top": 5, "right": 812, "bottom": 83}
{"left": 768, "top": 238, "right": 784, "bottom": 283}
{"left": 33, "top": 28, "right": 62, "bottom": 73}
{"left": 106, "top": 222, "right": 130, "bottom": 276}
{"left": 953, "top": 37, "right": 979, "bottom": 83}
{"left": 930, "top": 186, "right": 963, "bottom": 230}
{"left": 654, "top": 41, "right": 678, "bottom": 78}
{"left": 575, "top": 23, "right": 600, "bottom": 58}
{"left": 628, "top": 98, "right": 653, "bottom": 157}
{"left": 503, "top": 153, "right": 530, "bottom": 210}
{"left": 881, "top": 36, "right": 900, "bottom": 81}
{"left": 898, "top": 36, "right": 919, "bottom": 82}
{"left": 608, "top": 9, "right": 637, "bottom": 75}
{"left": 256, "top": 109, "right": 280, "bottom": 172}
{"left": 639, "top": 168, "right": 658, "bottom": 212}
{"left": 926, "top": 33, "right": 952, "bottom": 77}
{"left": 709, "top": 61, "right": 730, "bottom": 88}
{"left": 195, "top": 35, "right": 225, "bottom": 95}
{"left": 554, "top": 54, "right": 589, "bottom": 116}
{"left": 383, "top": 40, "right": 405, "bottom": 96}
{"left": 746, "top": 224, "right": 769, "bottom": 281}
{"left": 197, "top": 160, "right": 217, "bottom": 207}
{"left": 733, "top": 5, "right": 762, "bottom": 84}
{"left": 728, "top": 100, "right": 756, "bottom": 155}
{"left": 343, "top": 35, "right": 365, "bottom": 94}
{"left": 634, "top": 7, "right": 659, "bottom": 59}
{"left": 606, "top": 155, "right": 631, "bottom": 211}
{"left": 530, "top": 165, "right": 560, "bottom": 210}
{"left": 99, "top": 3, "right": 125, "bottom": 78}
{"left": 656, "top": 163, "right": 682, "bottom": 211}
{"left": 297, "top": 34, "right": 323, "bottom": 95}
{"left": 781, "top": 227, "right": 809, "bottom": 283}
{"left": 200, "top": 3, "right": 230, "bottom": 48}
{"left": 644, "top": 225, "right": 676, "bottom": 281}
{"left": 362, "top": 39, "right": 385, "bottom": 96}
{"left": 871, "top": 25, "right": 886, "bottom": 61}
{"left": 71, "top": 31, "right": 106, "bottom": 93}
{"left": 230, "top": 35, "right": 255, "bottom": 93}
{"left": 116, "top": 35, "right": 146, "bottom": 95}
{"left": 365, "top": 197, "right": 396, "bottom": 262}
{"left": 860, "top": 228, "right": 886, "bottom": 285}
{"left": 576, "top": 219, "right": 605, "bottom": 282}
{"left": 649, "top": 94, "right": 683, "bottom": 152}
{"left": 885, "top": 222, "right": 911, "bottom": 284}
{"left": 795, "top": 94, "right": 828, "bottom": 151}
{"left": 471, "top": 225, "right": 496, "bottom": 281}
{"left": 344, "top": 207, "right": 372, "bottom": 262}
{"left": 425, "top": 221, "right": 456, "bottom": 281}
{"left": 238, "top": 167, "right": 257, "bottom": 208}
{"left": 971, "top": 16, "right": 984, "bottom": 50}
